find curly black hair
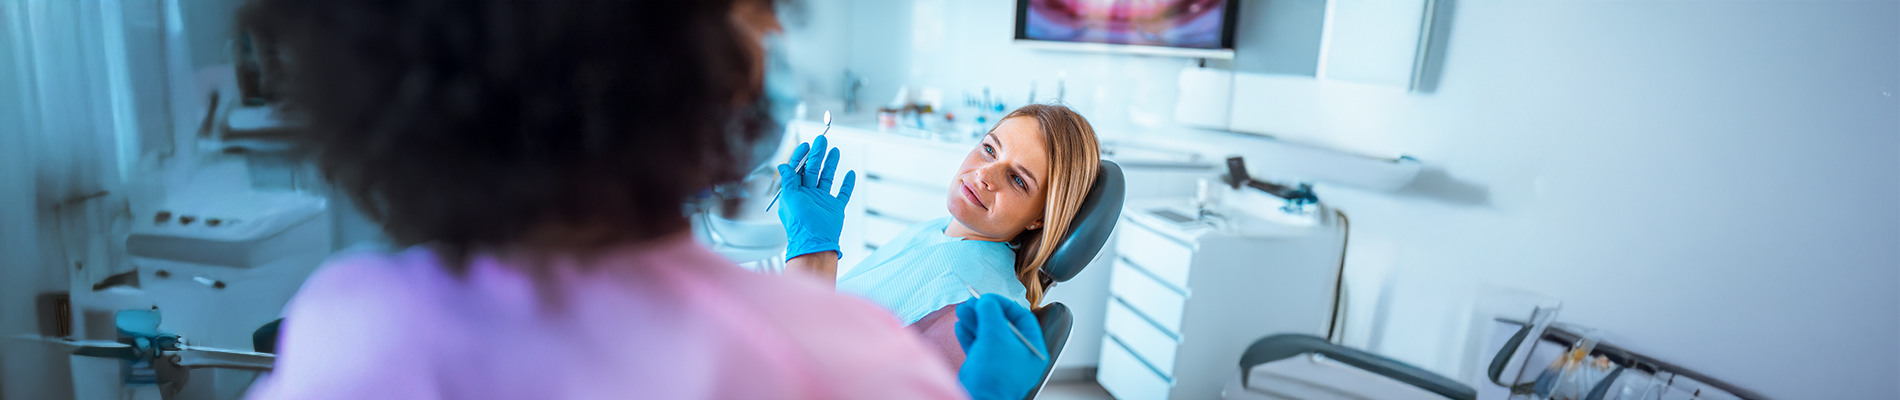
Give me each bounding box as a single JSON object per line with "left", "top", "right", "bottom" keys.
{"left": 238, "top": 0, "right": 777, "bottom": 261}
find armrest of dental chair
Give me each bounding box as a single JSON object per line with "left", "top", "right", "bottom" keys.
{"left": 1024, "top": 160, "right": 1124, "bottom": 400}
{"left": 1024, "top": 302, "right": 1074, "bottom": 400}
{"left": 1228, "top": 334, "right": 1475, "bottom": 400}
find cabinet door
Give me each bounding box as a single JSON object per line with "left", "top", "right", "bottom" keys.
{"left": 1110, "top": 260, "right": 1187, "bottom": 335}
{"left": 859, "top": 178, "right": 947, "bottom": 224}
{"left": 862, "top": 213, "right": 911, "bottom": 250}
{"left": 1098, "top": 337, "right": 1174, "bottom": 400}
{"left": 861, "top": 137, "right": 965, "bottom": 188}
{"left": 818, "top": 128, "right": 871, "bottom": 272}
{"left": 1321, "top": 0, "right": 1434, "bottom": 89}
{"left": 1116, "top": 222, "right": 1194, "bottom": 290}
{"left": 1106, "top": 298, "right": 1179, "bottom": 377}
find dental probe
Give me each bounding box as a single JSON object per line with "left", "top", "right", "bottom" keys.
{"left": 957, "top": 276, "right": 1048, "bottom": 362}
{"left": 767, "top": 111, "right": 830, "bottom": 211}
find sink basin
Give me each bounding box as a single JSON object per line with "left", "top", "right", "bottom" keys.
{"left": 693, "top": 169, "right": 788, "bottom": 263}
{"left": 125, "top": 192, "right": 329, "bottom": 268}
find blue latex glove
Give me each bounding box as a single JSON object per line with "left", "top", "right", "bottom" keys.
{"left": 956, "top": 294, "right": 1050, "bottom": 400}
{"left": 776, "top": 135, "right": 856, "bottom": 260}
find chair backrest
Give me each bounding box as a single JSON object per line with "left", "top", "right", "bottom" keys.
{"left": 1042, "top": 160, "right": 1126, "bottom": 283}
{"left": 1025, "top": 302, "right": 1074, "bottom": 400}
{"left": 1024, "top": 160, "right": 1125, "bottom": 399}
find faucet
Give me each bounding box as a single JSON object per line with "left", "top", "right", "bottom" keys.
{"left": 1055, "top": 70, "right": 1066, "bottom": 103}
{"left": 843, "top": 70, "right": 868, "bottom": 114}
{"left": 1223, "top": 156, "right": 1320, "bottom": 214}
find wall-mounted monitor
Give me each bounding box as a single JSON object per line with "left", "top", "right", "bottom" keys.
{"left": 1014, "top": 0, "right": 1239, "bottom": 59}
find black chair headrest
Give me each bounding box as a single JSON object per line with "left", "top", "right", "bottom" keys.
{"left": 1043, "top": 160, "right": 1125, "bottom": 283}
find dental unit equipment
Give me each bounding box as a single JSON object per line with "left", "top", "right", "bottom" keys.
{"left": 767, "top": 111, "right": 830, "bottom": 211}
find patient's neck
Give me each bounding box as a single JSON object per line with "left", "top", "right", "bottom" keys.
{"left": 944, "top": 220, "right": 1012, "bottom": 242}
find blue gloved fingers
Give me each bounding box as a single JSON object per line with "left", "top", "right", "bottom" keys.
{"left": 836, "top": 170, "right": 857, "bottom": 204}
{"left": 786, "top": 141, "right": 810, "bottom": 167}
{"left": 971, "top": 295, "right": 1010, "bottom": 335}
{"left": 801, "top": 135, "right": 829, "bottom": 188}
{"left": 818, "top": 147, "right": 841, "bottom": 192}
{"left": 976, "top": 294, "right": 1048, "bottom": 356}
{"left": 958, "top": 294, "right": 1049, "bottom": 400}
{"left": 955, "top": 298, "right": 980, "bottom": 350}
{"left": 780, "top": 142, "right": 810, "bottom": 191}
{"left": 774, "top": 135, "right": 852, "bottom": 264}
{"left": 992, "top": 296, "right": 1046, "bottom": 348}
{"left": 776, "top": 163, "right": 798, "bottom": 191}
{"left": 989, "top": 295, "right": 1040, "bottom": 330}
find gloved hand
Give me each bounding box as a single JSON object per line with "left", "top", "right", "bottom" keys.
{"left": 776, "top": 135, "right": 856, "bottom": 260}
{"left": 956, "top": 294, "right": 1050, "bottom": 400}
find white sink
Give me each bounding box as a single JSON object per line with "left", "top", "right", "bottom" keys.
{"left": 125, "top": 192, "right": 328, "bottom": 268}
{"left": 693, "top": 169, "right": 788, "bottom": 263}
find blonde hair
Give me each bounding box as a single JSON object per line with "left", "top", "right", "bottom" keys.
{"left": 998, "top": 104, "right": 1101, "bottom": 309}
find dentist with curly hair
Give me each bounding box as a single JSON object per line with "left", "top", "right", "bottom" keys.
{"left": 236, "top": 0, "right": 1047, "bottom": 399}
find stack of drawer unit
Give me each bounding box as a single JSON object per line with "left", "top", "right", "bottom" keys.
{"left": 1098, "top": 201, "right": 1346, "bottom": 400}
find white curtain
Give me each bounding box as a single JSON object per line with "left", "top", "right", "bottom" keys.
{"left": 2, "top": 0, "right": 186, "bottom": 397}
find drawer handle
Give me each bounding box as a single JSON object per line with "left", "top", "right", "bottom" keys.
{"left": 864, "top": 209, "right": 922, "bottom": 225}
{"left": 1118, "top": 256, "right": 1188, "bottom": 295}
{"left": 1106, "top": 334, "right": 1176, "bottom": 383}
{"left": 1111, "top": 295, "right": 1180, "bottom": 340}
{"left": 864, "top": 173, "right": 883, "bottom": 181}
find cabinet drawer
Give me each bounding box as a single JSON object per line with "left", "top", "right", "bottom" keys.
{"left": 1098, "top": 337, "right": 1173, "bottom": 400}
{"left": 860, "top": 179, "right": 947, "bottom": 224}
{"left": 863, "top": 214, "right": 911, "bottom": 249}
{"left": 1110, "top": 260, "right": 1186, "bottom": 335}
{"left": 1115, "top": 222, "right": 1193, "bottom": 289}
{"left": 1106, "top": 298, "right": 1178, "bottom": 376}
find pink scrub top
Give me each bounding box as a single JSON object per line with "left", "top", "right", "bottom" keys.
{"left": 246, "top": 235, "right": 967, "bottom": 400}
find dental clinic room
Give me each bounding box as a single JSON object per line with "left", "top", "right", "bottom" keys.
{"left": 2, "top": 0, "right": 1897, "bottom": 399}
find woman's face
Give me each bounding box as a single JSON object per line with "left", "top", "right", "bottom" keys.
{"left": 947, "top": 117, "right": 1050, "bottom": 241}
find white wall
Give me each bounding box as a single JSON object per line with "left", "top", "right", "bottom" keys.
{"left": 0, "top": 3, "right": 57, "bottom": 397}
{"left": 1224, "top": 3, "right": 1899, "bottom": 398}
{"left": 818, "top": 0, "right": 1900, "bottom": 397}
{"left": 175, "top": 0, "right": 238, "bottom": 70}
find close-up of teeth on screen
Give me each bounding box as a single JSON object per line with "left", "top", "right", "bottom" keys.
{"left": 1022, "top": 0, "right": 1229, "bottom": 48}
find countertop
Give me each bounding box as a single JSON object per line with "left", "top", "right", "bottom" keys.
{"left": 790, "top": 111, "right": 1216, "bottom": 170}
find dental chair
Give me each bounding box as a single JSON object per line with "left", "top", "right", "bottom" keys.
{"left": 1222, "top": 334, "right": 1474, "bottom": 400}
{"left": 1024, "top": 160, "right": 1125, "bottom": 400}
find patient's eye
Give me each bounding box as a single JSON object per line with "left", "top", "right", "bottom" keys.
{"left": 983, "top": 144, "right": 995, "bottom": 158}
{"left": 1012, "top": 175, "right": 1026, "bottom": 189}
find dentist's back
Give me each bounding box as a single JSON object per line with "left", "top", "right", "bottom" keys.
{"left": 248, "top": 239, "right": 963, "bottom": 399}
{"left": 230, "top": 0, "right": 967, "bottom": 398}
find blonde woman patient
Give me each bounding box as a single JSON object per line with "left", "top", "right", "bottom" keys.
{"left": 780, "top": 104, "right": 1102, "bottom": 369}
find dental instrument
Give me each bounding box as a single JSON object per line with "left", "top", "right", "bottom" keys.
{"left": 958, "top": 275, "right": 1047, "bottom": 361}
{"left": 767, "top": 111, "right": 830, "bottom": 211}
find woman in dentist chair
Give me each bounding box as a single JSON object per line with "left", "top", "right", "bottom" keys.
{"left": 777, "top": 104, "right": 1102, "bottom": 370}
{"left": 240, "top": 0, "right": 1045, "bottom": 399}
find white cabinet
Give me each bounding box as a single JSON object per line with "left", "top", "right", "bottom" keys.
{"left": 1097, "top": 200, "right": 1346, "bottom": 400}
